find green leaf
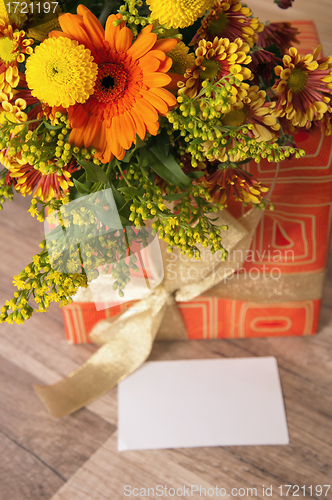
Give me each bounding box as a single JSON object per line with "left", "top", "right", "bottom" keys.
{"left": 236, "top": 159, "right": 251, "bottom": 165}
{"left": 45, "top": 224, "right": 65, "bottom": 240}
{"left": 121, "top": 135, "right": 147, "bottom": 163}
{"left": 79, "top": 160, "right": 108, "bottom": 184}
{"left": 73, "top": 178, "right": 90, "bottom": 194}
{"left": 146, "top": 147, "right": 191, "bottom": 188}
{"left": 154, "top": 129, "right": 171, "bottom": 158}
{"left": 163, "top": 191, "right": 188, "bottom": 201}
{"left": 43, "top": 121, "right": 62, "bottom": 130}
{"left": 189, "top": 137, "right": 203, "bottom": 146}
{"left": 135, "top": 135, "right": 146, "bottom": 150}
{"left": 109, "top": 183, "right": 127, "bottom": 210}
{"left": 120, "top": 215, "right": 131, "bottom": 226}
{"left": 119, "top": 186, "right": 141, "bottom": 197}
{"left": 186, "top": 171, "right": 205, "bottom": 179}
{"left": 121, "top": 150, "right": 132, "bottom": 163}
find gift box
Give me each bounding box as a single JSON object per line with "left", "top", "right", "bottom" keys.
{"left": 62, "top": 20, "right": 332, "bottom": 343}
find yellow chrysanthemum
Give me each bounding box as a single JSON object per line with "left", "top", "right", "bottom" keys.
{"left": 0, "top": 20, "right": 34, "bottom": 92}
{"left": 222, "top": 85, "right": 280, "bottom": 142}
{"left": 317, "top": 106, "right": 332, "bottom": 135}
{"left": 167, "top": 41, "right": 195, "bottom": 76}
{"left": 25, "top": 37, "right": 98, "bottom": 108}
{"left": 0, "top": 0, "right": 9, "bottom": 23}
{"left": 3, "top": 1, "right": 28, "bottom": 27}
{"left": 146, "top": 0, "right": 215, "bottom": 29}
{"left": 202, "top": 86, "right": 279, "bottom": 165}
{"left": 0, "top": 91, "right": 27, "bottom": 148}
{"left": 190, "top": 0, "right": 263, "bottom": 48}
{"left": 273, "top": 46, "right": 332, "bottom": 128}
{"left": 6, "top": 154, "right": 76, "bottom": 201}
{"left": 179, "top": 37, "right": 251, "bottom": 101}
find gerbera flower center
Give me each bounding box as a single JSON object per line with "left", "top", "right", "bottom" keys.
{"left": 102, "top": 76, "right": 115, "bottom": 90}
{"left": 0, "top": 37, "right": 18, "bottom": 64}
{"left": 222, "top": 109, "right": 247, "bottom": 127}
{"left": 208, "top": 12, "right": 229, "bottom": 36}
{"left": 199, "top": 58, "right": 220, "bottom": 81}
{"left": 94, "top": 63, "right": 129, "bottom": 104}
{"left": 287, "top": 68, "right": 308, "bottom": 93}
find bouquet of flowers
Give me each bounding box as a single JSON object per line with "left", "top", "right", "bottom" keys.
{"left": 0, "top": 0, "right": 331, "bottom": 326}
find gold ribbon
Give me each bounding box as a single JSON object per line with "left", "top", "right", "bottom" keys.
{"left": 34, "top": 209, "right": 263, "bottom": 418}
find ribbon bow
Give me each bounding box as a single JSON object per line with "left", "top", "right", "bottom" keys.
{"left": 35, "top": 209, "right": 263, "bottom": 418}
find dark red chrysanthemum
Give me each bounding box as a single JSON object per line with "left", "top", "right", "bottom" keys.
{"left": 202, "top": 164, "right": 269, "bottom": 205}
{"left": 248, "top": 48, "right": 281, "bottom": 84}
{"left": 274, "top": 0, "right": 294, "bottom": 9}
{"left": 8, "top": 157, "right": 78, "bottom": 201}
{"left": 257, "top": 22, "right": 299, "bottom": 54}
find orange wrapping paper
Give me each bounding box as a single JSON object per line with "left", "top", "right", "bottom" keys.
{"left": 62, "top": 21, "right": 332, "bottom": 343}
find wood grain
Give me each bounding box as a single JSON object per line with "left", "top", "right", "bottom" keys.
{"left": 0, "top": 354, "right": 115, "bottom": 500}
{"left": 0, "top": 1, "right": 332, "bottom": 499}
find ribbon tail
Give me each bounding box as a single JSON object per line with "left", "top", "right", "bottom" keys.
{"left": 34, "top": 287, "right": 169, "bottom": 418}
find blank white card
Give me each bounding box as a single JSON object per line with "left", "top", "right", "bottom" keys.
{"left": 118, "top": 357, "right": 289, "bottom": 451}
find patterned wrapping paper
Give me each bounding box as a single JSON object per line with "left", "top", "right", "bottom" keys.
{"left": 62, "top": 21, "right": 332, "bottom": 343}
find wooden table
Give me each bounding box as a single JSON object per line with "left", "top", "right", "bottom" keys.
{"left": 0, "top": 1, "right": 331, "bottom": 499}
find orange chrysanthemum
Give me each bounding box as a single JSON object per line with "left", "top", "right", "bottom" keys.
{"left": 49, "top": 6, "right": 178, "bottom": 163}
{"left": 190, "top": 0, "right": 262, "bottom": 48}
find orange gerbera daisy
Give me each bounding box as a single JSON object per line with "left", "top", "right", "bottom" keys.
{"left": 49, "top": 6, "right": 178, "bottom": 163}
